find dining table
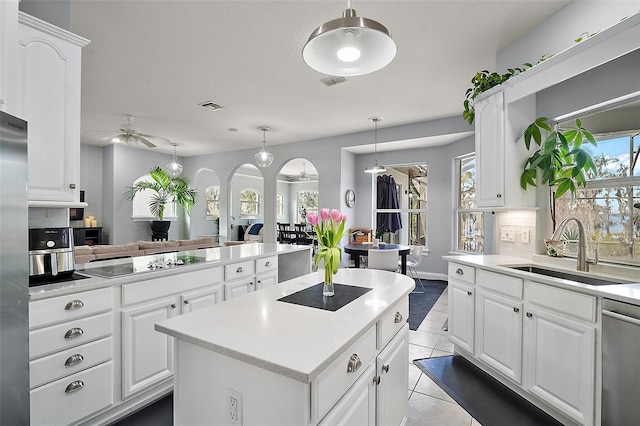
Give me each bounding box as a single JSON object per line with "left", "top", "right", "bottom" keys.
{"left": 343, "top": 243, "right": 411, "bottom": 275}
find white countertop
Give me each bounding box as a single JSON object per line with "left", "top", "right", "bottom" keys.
{"left": 444, "top": 254, "right": 640, "bottom": 305}
{"left": 155, "top": 268, "right": 415, "bottom": 384}
{"left": 29, "top": 243, "right": 311, "bottom": 301}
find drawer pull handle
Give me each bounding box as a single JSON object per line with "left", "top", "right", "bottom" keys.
{"left": 526, "top": 312, "right": 533, "bottom": 318}
{"left": 456, "top": 268, "right": 463, "bottom": 275}
{"left": 265, "top": 261, "right": 271, "bottom": 267}
{"left": 64, "top": 328, "right": 83, "bottom": 339}
{"left": 382, "top": 364, "right": 390, "bottom": 373}
{"left": 237, "top": 266, "right": 244, "bottom": 273}
{"left": 347, "top": 354, "right": 361, "bottom": 373}
{"left": 64, "top": 300, "right": 84, "bottom": 310}
{"left": 513, "top": 307, "right": 519, "bottom": 313}
{"left": 65, "top": 380, "right": 84, "bottom": 394}
{"left": 373, "top": 376, "right": 381, "bottom": 385}
{"left": 394, "top": 312, "right": 403, "bottom": 323}
{"left": 65, "top": 354, "right": 84, "bottom": 367}
{"left": 467, "top": 291, "right": 472, "bottom": 296}
{"left": 184, "top": 300, "right": 189, "bottom": 305}
{"left": 170, "top": 303, "right": 177, "bottom": 309}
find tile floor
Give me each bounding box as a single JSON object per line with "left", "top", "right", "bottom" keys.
{"left": 407, "top": 288, "right": 482, "bottom": 426}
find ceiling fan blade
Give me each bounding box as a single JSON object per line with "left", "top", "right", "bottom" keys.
{"left": 138, "top": 136, "right": 156, "bottom": 148}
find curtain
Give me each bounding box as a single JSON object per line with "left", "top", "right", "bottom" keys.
{"left": 376, "top": 174, "right": 403, "bottom": 233}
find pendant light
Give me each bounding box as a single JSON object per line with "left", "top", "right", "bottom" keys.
{"left": 255, "top": 126, "right": 274, "bottom": 168}
{"left": 302, "top": 0, "right": 396, "bottom": 77}
{"left": 364, "top": 117, "right": 386, "bottom": 174}
{"left": 166, "top": 143, "right": 183, "bottom": 177}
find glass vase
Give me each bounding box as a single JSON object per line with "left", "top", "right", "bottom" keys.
{"left": 323, "top": 264, "right": 335, "bottom": 297}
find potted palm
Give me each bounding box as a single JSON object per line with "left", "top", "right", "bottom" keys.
{"left": 126, "top": 167, "right": 198, "bottom": 237}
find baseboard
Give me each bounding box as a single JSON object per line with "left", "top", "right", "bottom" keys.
{"left": 416, "top": 272, "right": 448, "bottom": 282}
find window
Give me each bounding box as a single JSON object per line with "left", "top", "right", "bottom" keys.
{"left": 205, "top": 185, "right": 220, "bottom": 218}
{"left": 276, "top": 193, "right": 284, "bottom": 218}
{"left": 456, "top": 154, "right": 484, "bottom": 253}
{"left": 554, "top": 132, "right": 640, "bottom": 266}
{"left": 240, "top": 188, "right": 260, "bottom": 217}
{"left": 374, "top": 164, "right": 428, "bottom": 246}
{"left": 297, "top": 191, "right": 318, "bottom": 223}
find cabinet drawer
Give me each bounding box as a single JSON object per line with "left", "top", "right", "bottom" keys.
{"left": 30, "top": 336, "right": 112, "bottom": 389}
{"left": 122, "top": 267, "right": 222, "bottom": 306}
{"left": 30, "top": 361, "right": 114, "bottom": 426}
{"left": 448, "top": 262, "right": 475, "bottom": 285}
{"left": 256, "top": 255, "right": 278, "bottom": 274}
{"left": 29, "top": 287, "right": 112, "bottom": 329}
{"left": 313, "top": 326, "right": 377, "bottom": 422}
{"left": 225, "top": 260, "right": 255, "bottom": 281}
{"left": 527, "top": 281, "right": 596, "bottom": 322}
{"left": 30, "top": 312, "right": 112, "bottom": 359}
{"left": 377, "top": 298, "right": 409, "bottom": 350}
{"left": 477, "top": 269, "right": 523, "bottom": 299}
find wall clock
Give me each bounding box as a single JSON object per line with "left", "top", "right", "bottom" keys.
{"left": 345, "top": 189, "right": 356, "bottom": 207}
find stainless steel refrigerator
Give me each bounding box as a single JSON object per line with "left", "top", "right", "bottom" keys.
{"left": 0, "top": 110, "right": 30, "bottom": 424}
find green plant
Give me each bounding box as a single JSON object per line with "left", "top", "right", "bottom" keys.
{"left": 126, "top": 166, "right": 198, "bottom": 220}
{"left": 375, "top": 228, "right": 387, "bottom": 239}
{"left": 518, "top": 117, "right": 597, "bottom": 199}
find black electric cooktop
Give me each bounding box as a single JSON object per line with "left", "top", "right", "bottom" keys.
{"left": 29, "top": 272, "right": 90, "bottom": 287}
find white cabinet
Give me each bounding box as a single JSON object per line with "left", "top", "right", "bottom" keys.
{"left": 523, "top": 281, "right": 596, "bottom": 426}
{"left": 375, "top": 324, "right": 409, "bottom": 426}
{"left": 475, "top": 91, "right": 505, "bottom": 207}
{"left": 224, "top": 255, "right": 278, "bottom": 298}
{"left": 318, "top": 364, "right": 375, "bottom": 426}
{"left": 28, "top": 287, "right": 114, "bottom": 426}
{"left": 475, "top": 269, "right": 523, "bottom": 384}
{"left": 17, "top": 13, "right": 89, "bottom": 204}
{"left": 122, "top": 296, "right": 178, "bottom": 399}
{"left": 224, "top": 278, "right": 254, "bottom": 299}
{"left": 0, "top": 0, "right": 19, "bottom": 113}
{"left": 121, "top": 268, "right": 222, "bottom": 398}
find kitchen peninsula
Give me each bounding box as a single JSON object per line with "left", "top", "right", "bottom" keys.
{"left": 27, "top": 243, "right": 312, "bottom": 426}
{"left": 156, "top": 268, "right": 415, "bottom": 425}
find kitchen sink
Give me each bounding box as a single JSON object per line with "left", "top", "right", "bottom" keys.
{"left": 505, "top": 265, "right": 630, "bottom": 286}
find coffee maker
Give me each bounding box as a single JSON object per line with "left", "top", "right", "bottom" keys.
{"left": 29, "top": 227, "right": 76, "bottom": 282}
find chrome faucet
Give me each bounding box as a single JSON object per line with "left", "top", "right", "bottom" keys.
{"left": 551, "top": 216, "right": 597, "bottom": 272}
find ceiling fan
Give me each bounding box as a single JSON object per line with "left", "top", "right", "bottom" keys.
{"left": 109, "top": 115, "right": 163, "bottom": 148}
{"left": 288, "top": 161, "right": 318, "bottom": 182}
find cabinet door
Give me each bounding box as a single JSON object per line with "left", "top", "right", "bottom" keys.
{"left": 18, "top": 16, "right": 87, "bottom": 203}
{"left": 122, "top": 297, "right": 178, "bottom": 399}
{"left": 0, "top": 1, "right": 19, "bottom": 112}
{"left": 475, "top": 290, "right": 522, "bottom": 383}
{"left": 376, "top": 324, "right": 408, "bottom": 426}
{"left": 255, "top": 273, "right": 277, "bottom": 291}
{"left": 523, "top": 306, "right": 595, "bottom": 426}
{"left": 181, "top": 285, "right": 221, "bottom": 314}
{"left": 224, "top": 279, "right": 253, "bottom": 300}
{"left": 319, "top": 364, "right": 375, "bottom": 426}
{"left": 448, "top": 280, "right": 475, "bottom": 353}
{"left": 475, "top": 91, "right": 505, "bottom": 207}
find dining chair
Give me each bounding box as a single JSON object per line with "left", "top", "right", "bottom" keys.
{"left": 401, "top": 245, "right": 425, "bottom": 293}
{"left": 367, "top": 249, "right": 399, "bottom": 272}
{"left": 277, "top": 222, "right": 294, "bottom": 244}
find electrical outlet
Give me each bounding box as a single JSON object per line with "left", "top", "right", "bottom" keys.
{"left": 522, "top": 229, "right": 530, "bottom": 244}
{"left": 500, "top": 227, "right": 516, "bottom": 242}
{"left": 227, "top": 388, "right": 242, "bottom": 425}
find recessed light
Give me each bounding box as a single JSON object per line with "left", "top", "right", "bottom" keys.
{"left": 198, "top": 101, "right": 223, "bottom": 111}
{"left": 228, "top": 128, "right": 238, "bottom": 132}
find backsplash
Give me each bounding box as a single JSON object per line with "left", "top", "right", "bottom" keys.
{"left": 29, "top": 207, "right": 70, "bottom": 229}
{"left": 495, "top": 210, "right": 537, "bottom": 259}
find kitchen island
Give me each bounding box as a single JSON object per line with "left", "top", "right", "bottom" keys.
{"left": 156, "top": 268, "right": 415, "bottom": 425}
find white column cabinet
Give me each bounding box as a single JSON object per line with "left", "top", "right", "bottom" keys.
{"left": 449, "top": 281, "right": 475, "bottom": 353}
{"left": 475, "top": 91, "right": 505, "bottom": 207}
{"left": 17, "top": 13, "right": 89, "bottom": 204}
{"left": 0, "top": 0, "right": 19, "bottom": 113}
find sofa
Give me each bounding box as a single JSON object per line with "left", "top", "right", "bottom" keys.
{"left": 224, "top": 223, "right": 264, "bottom": 246}
{"left": 74, "top": 236, "right": 219, "bottom": 264}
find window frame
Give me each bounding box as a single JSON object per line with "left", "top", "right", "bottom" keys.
{"left": 239, "top": 188, "right": 261, "bottom": 218}
{"left": 454, "top": 153, "right": 484, "bottom": 254}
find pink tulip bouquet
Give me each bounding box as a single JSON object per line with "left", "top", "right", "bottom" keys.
{"left": 306, "top": 208, "right": 348, "bottom": 296}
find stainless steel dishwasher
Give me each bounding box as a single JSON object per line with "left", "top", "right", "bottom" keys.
{"left": 601, "top": 298, "right": 640, "bottom": 426}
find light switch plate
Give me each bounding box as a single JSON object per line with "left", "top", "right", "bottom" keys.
{"left": 500, "top": 227, "right": 516, "bottom": 242}
{"left": 522, "top": 229, "right": 530, "bottom": 244}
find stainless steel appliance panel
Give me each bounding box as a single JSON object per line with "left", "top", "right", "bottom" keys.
{"left": 0, "top": 111, "right": 30, "bottom": 423}
{"left": 601, "top": 298, "right": 640, "bottom": 426}
{"left": 28, "top": 227, "right": 75, "bottom": 278}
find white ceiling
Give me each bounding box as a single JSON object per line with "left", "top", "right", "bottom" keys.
{"left": 70, "top": 0, "right": 571, "bottom": 158}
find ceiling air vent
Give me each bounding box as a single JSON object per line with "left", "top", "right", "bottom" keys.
{"left": 198, "top": 101, "right": 223, "bottom": 111}
{"left": 320, "top": 76, "right": 346, "bottom": 87}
